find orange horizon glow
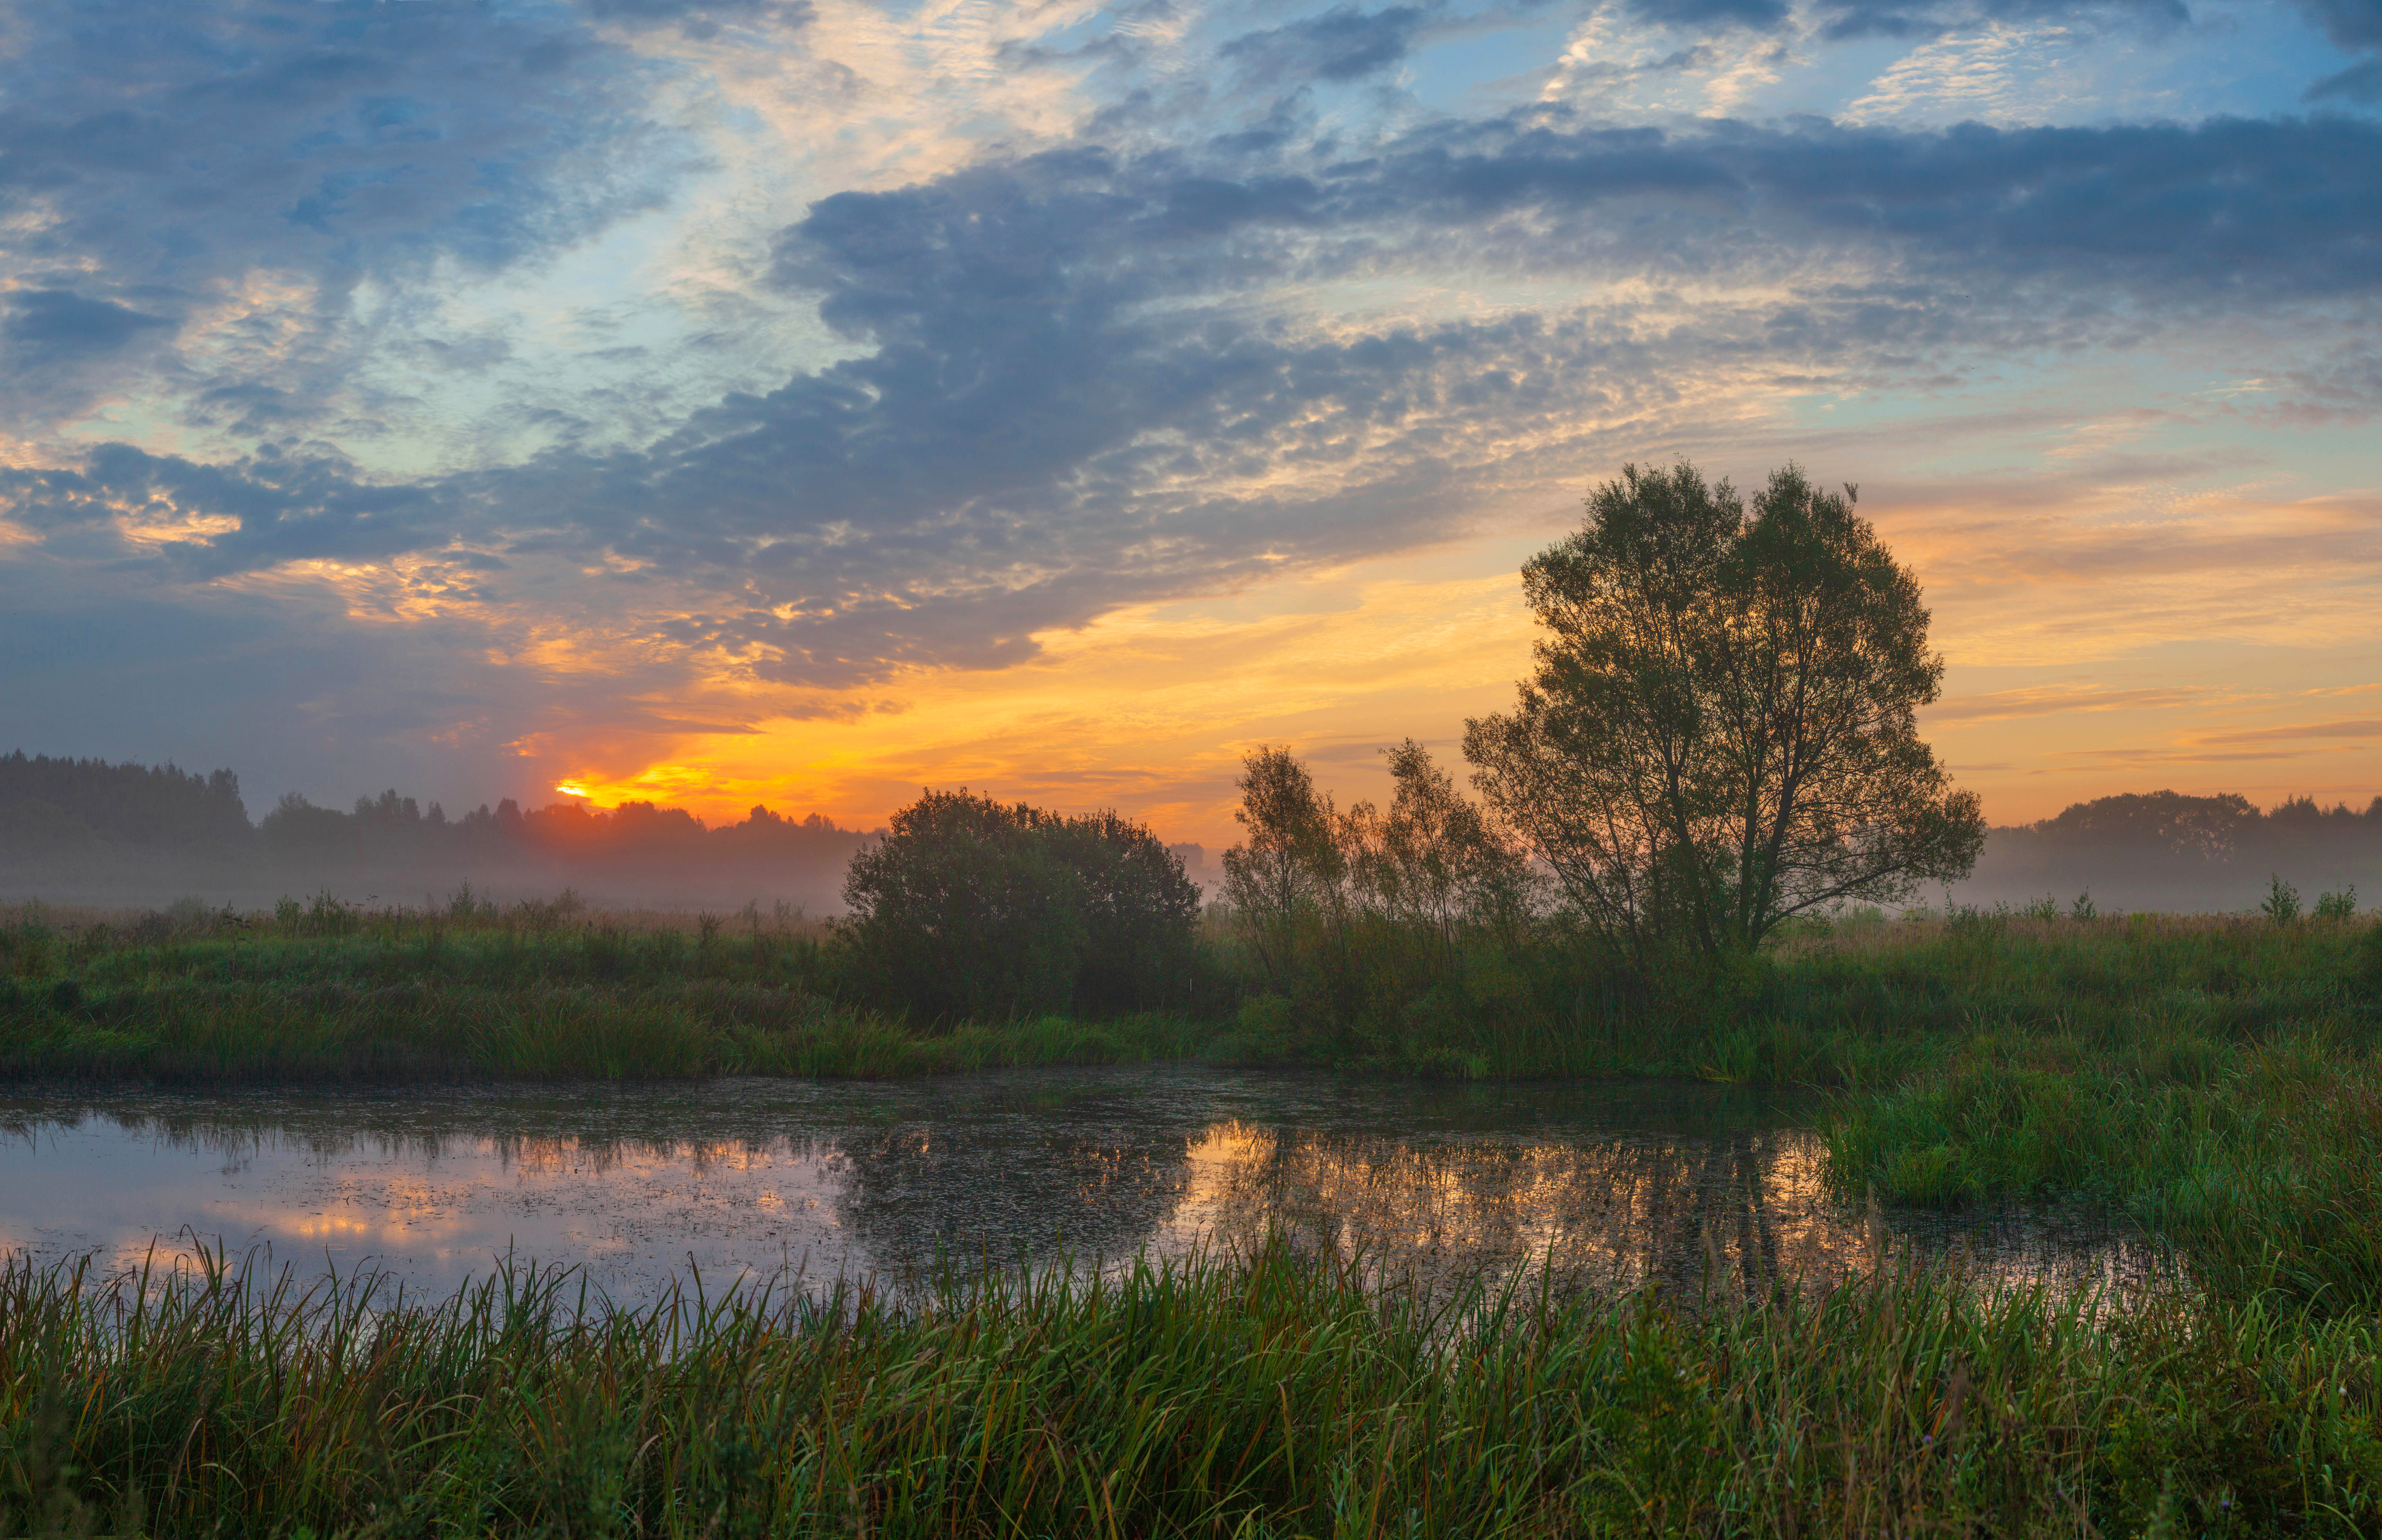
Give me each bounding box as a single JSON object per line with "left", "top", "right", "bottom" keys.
{"left": 525, "top": 489, "right": 2382, "bottom": 851}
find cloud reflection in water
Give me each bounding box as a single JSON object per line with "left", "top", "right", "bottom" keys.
{"left": 0, "top": 1068, "right": 2169, "bottom": 1307}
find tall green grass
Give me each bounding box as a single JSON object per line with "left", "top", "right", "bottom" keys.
{"left": 1806, "top": 915, "right": 2382, "bottom": 1308}
{"left": 14, "top": 896, "right": 2382, "bottom": 1318}
{"left": 5, "top": 899, "right": 2379, "bottom": 1090}
{"left": 0, "top": 902, "right": 1229, "bottom": 1082}
{"left": 7, "top": 1239, "right": 2381, "bottom": 1537}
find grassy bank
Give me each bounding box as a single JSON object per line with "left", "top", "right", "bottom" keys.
{"left": 7, "top": 1239, "right": 2380, "bottom": 1538}
{"left": 1797, "top": 915, "right": 2382, "bottom": 1309}
{"left": 10, "top": 904, "right": 2382, "bottom": 1532}
{"left": 0, "top": 902, "right": 1233, "bottom": 1083}
{"left": 5, "top": 899, "right": 2377, "bottom": 1086}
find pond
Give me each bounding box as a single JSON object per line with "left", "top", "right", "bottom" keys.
{"left": 0, "top": 1066, "right": 2166, "bottom": 1305}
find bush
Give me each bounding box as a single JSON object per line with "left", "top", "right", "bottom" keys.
{"left": 840, "top": 791, "right": 1201, "bottom": 1024}
{"left": 1051, "top": 810, "right": 1207, "bottom": 1015}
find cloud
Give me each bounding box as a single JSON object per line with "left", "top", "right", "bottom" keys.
{"left": 2196, "top": 718, "right": 2382, "bottom": 745}
{"left": 2296, "top": 0, "right": 2382, "bottom": 50}
{"left": 1626, "top": 0, "right": 1792, "bottom": 35}
{"left": 3, "top": 3, "right": 2381, "bottom": 811}
{"left": 577, "top": 0, "right": 815, "bottom": 39}
{"left": 468, "top": 112, "right": 2379, "bottom": 681}
{"left": 0, "top": 444, "right": 455, "bottom": 578}
{"left": 1814, "top": 0, "right": 2186, "bottom": 43}
{"left": 0, "top": 0, "right": 694, "bottom": 434}
{"left": 4, "top": 289, "right": 177, "bottom": 361}
{"left": 1927, "top": 684, "right": 2213, "bottom": 723}
{"left": 2293, "top": 0, "right": 2382, "bottom": 101}
{"left": 2307, "top": 57, "right": 2382, "bottom": 101}
{"left": 1382, "top": 112, "right": 2382, "bottom": 296}
{"left": 7, "top": 106, "right": 2379, "bottom": 707}
{"left": 1221, "top": 6, "right": 1429, "bottom": 82}
{"left": 0, "top": 561, "right": 541, "bottom": 810}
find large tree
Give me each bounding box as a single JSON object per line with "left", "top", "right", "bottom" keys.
{"left": 1464, "top": 461, "right": 1983, "bottom": 957}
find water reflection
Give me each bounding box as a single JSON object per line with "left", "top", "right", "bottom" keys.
{"left": 0, "top": 1067, "right": 2167, "bottom": 1303}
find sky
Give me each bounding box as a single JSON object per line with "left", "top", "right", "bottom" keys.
{"left": 0, "top": 0, "right": 2377, "bottom": 845}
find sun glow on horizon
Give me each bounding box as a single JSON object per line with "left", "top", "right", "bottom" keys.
{"left": 525, "top": 480, "right": 2382, "bottom": 849}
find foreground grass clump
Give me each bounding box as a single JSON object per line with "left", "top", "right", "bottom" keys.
{"left": 7, "top": 1241, "right": 2381, "bottom": 1538}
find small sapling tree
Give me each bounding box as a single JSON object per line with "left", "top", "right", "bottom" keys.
{"left": 1219, "top": 747, "right": 1345, "bottom": 989}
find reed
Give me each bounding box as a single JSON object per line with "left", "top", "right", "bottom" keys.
{"left": 6, "top": 1238, "right": 2379, "bottom": 1538}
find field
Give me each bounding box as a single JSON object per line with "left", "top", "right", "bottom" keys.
{"left": 7, "top": 898, "right": 2382, "bottom": 1533}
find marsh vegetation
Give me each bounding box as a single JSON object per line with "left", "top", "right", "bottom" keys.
{"left": 13, "top": 1236, "right": 2382, "bottom": 1539}
{"left": 9, "top": 463, "right": 2382, "bottom": 1533}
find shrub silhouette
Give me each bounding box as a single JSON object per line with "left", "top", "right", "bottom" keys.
{"left": 841, "top": 790, "right": 1201, "bottom": 1023}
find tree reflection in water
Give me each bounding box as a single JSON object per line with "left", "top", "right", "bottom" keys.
{"left": 0, "top": 1069, "right": 2169, "bottom": 1305}
{"left": 1163, "top": 1124, "right": 2172, "bottom": 1309}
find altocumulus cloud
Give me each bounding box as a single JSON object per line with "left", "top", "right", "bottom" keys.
{"left": 18, "top": 112, "right": 2382, "bottom": 635}
{"left": 0, "top": 0, "right": 693, "bottom": 430}
{"left": 0, "top": 0, "right": 2378, "bottom": 800}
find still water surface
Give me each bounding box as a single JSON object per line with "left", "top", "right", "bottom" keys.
{"left": 0, "top": 1067, "right": 2162, "bottom": 1304}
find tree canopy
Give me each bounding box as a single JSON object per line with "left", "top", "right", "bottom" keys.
{"left": 841, "top": 789, "right": 1204, "bottom": 1022}
{"left": 1465, "top": 461, "right": 1983, "bottom": 956}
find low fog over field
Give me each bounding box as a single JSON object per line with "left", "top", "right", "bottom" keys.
{"left": 0, "top": 751, "right": 2363, "bottom": 920}
{"left": 1952, "top": 792, "right": 2382, "bottom": 917}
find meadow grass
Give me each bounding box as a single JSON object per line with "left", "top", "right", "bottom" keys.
{"left": 0, "top": 902, "right": 1230, "bottom": 1083}
{"left": 10, "top": 904, "right": 2382, "bottom": 1531}
{"left": 20, "top": 900, "right": 2374, "bottom": 1088}
{"left": 1784, "top": 913, "right": 2382, "bottom": 1308}
{"left": 7, "top": 1237, "right": 2381, "bottom": 1539}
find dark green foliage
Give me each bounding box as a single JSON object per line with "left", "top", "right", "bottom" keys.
{"left": 1216, "top": 742, "right": 1566, "bottom": 1069}
{"left": 2359, "top": 921, "right": 2382, "bottom": 995}
{"left": 4, "top": 1241, "right": 2381, "bottom": 1537}
{"left": 0, "top": 904, "right": 1215, "bottom": 1083}
{"left": 1794, "top": 914, "right": 2382, "bottom": 1309}
{"left": 1052, "top": 809, "right": 1207, "bottom": 1016}
{"left": 1465, "top": 461, "right": 1984, "bottom": 959}
{"left": 20, "top": 898, "right": 2382, "bottom": 1330}
{"left": 842, "top": 792, "right": 1085, "bottom": 1022}
{"left": 0, "top": 751, "right": 248, "bottom": 857}
{"left": 841, "top": 791, "right": 1202, "bottom": 1023}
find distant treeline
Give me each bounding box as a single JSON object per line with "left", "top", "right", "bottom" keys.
{"left": 1966, "top": 790, "right": 2382, "bottom": 913}
{"left": 0, "top": 751, "right": 878, "bottom": 908}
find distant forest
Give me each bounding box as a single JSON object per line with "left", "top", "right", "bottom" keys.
{"left": 0, "top": 751, "right": 881, "bottom": 911}
{"left": 0, "top": 749, "right": 2372, "bottom": 915}
{"left": 1967, "top": 789, "right": 2382, "bottom": 915}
